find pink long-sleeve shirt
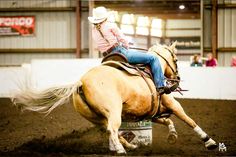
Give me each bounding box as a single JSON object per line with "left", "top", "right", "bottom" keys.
{"left": 206, "top": 58, "right": 217, "bottom": 67}
{"left": 92, "top": 22, "right": 129, "bottom": 53}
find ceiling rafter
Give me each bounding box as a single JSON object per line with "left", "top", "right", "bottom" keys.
{"left": 94, "top": 0, "right": 200, "bottom": 19}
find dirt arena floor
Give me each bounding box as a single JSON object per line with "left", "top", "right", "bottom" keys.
{"left": 0, "top": 98, "right": 235, "bottom": 157}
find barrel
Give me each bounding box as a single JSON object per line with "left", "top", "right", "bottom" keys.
{"left": 119, "top": 121, "right": 152, "bottom": 146}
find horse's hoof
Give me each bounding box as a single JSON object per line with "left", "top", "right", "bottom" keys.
{"left": 167, "top": 131, "right": 178, "bottom": 144}
{"left": 117, "top": 149, "right": 127, "bottom": 155}
{"left": 207, "top": 143, "right": 218, "bottom": 150}
{"left": 205, "top": 138, "right": 218, "bottom": 150}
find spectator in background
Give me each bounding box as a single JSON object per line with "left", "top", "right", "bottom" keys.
{"left": 231, "top": 56, "right": 236, "bottom": 67}
{"left": 190, "top": 54, "right": 202, "bottom": 67}
{"left": 206, "top": 53, "right": 217, "bottom": 67}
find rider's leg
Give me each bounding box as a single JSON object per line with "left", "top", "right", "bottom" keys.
{"left": 114, "top": 47, "right": 166, "bottom": 88}
{"left": 161, "top": 94, "right": 217, "bottom": 149}
{"left": 111, "top": 46, "right": 177, "bottom": 94}
{"left": 127, "top": 49, "right": 180, "bottom": 94}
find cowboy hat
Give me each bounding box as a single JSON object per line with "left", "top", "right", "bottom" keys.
{"left": 88, "top": 6, "right": 109, "bottom": 24}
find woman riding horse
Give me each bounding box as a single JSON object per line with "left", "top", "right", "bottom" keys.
{"left": 88, "top": 6, "right": 178, "bottom": 95}
{"left": 13, "top": 7, "right": 218, "bottom": 155}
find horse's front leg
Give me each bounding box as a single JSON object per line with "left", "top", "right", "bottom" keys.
{"left": 161, "top": 94, "right": 217, "bottom": 150}
{"left": 152, "top": 117, "right": 178, "bottom": 144}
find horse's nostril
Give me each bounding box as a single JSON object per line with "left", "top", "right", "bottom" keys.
{"left": 177, "top": 76, "right": 180, "bottom": 80}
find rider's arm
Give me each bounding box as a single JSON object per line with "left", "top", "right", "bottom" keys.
{"left": 110, "top": 23, "right": 129, "bottom": 49}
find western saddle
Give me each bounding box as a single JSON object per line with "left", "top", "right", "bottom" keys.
{"left": 101, "top": 52, "right": 173, "bottom": 121}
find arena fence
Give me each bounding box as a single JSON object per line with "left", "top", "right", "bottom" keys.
{"left": 0, "top": 59, "right": 236, "bottom": 100}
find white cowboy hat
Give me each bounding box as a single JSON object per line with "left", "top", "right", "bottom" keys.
{"left": 88, "top": 6, "right": 109, "bottom": 24}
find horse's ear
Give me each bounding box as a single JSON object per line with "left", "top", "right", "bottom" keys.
{"left": 170, "top": 41, "right": 177, "bottom": 50}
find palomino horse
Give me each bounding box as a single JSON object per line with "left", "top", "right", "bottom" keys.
{"left": 14, "top": 42, "right": 217, "bottom": 154}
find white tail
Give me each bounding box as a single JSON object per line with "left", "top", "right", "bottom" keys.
{"left": 13, "top": 83, "right": 79, "bottom": 116}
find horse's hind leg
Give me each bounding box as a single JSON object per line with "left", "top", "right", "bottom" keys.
{"left": 106, "top": 109, "right": 126, "bottom": 154}
{"left": 153, "top": 117, "right": 178, "bottom": 144}
{"left": 162, "top": 94, "right": 217, "bottom": 150}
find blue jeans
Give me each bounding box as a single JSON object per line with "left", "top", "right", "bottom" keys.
{"left": 111, "top": 46, "right": 165, "bottom": 87}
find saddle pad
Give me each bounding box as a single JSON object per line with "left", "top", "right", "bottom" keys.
{"left": 102, "top": 61, "right": 150, "bottom": 78}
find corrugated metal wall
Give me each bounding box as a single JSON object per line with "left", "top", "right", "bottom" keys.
{"left": 0, "top": 0, "right": 75, "bottom": 8}
{"left": 166, "top": 19, "right": 201, "bottom": 61}
{"left": 3, "top": 0, "right": 235, "bottom": 66}
{"left": 0, "top": 0, "right": 78, "bottom": 66}
{"left": 218, "top": 6, "right": 236, "bottom": 66}
{"left": 204, "top": 0, "right": 236, "bottom": 66}
{"left": 0, "top": 12, "right": 76, "bottom": 49}
{"left": 166, "top": 19, "right": 201, "bottom": 37}
{"left": 203, "top": 8, "right": 212, "bottom": 48}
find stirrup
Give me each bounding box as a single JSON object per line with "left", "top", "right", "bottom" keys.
{"left": 169, "top": 82, "right": 179, "bottom": 91}
{"left": 157, "top": 87, "right": 170, "bottom": 95}
{"left": 157, "top": 82, "right": 179, "bottom": 95}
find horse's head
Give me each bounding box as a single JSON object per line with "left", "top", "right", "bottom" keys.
{"left": 148, "top": 41, "right": 180, "bottom": 81}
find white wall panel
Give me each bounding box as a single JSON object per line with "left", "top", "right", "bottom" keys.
{"left": 2, "top": 59, "right": 236, "bottom": 99}
{"left": 0, "top": 53, "right": 75, "bottom": 66}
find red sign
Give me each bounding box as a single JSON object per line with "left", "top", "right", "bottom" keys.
{"left": 0, "top": 16, "right": 35, "bottom": 36}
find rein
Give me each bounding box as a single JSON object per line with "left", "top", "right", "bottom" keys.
{"left": 155, "top": 52, "right": 176, "bottom": 76}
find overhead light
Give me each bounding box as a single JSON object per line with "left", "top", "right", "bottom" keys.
{"left": 179, "top": 4, "right": 185, "bottom": 10}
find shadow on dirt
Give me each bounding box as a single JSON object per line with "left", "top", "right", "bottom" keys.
{"left": 1, "top": 127, "right": 108, "bottom": 156}
{"left": 0, "top": 127, "right": 153, "bottom": 157}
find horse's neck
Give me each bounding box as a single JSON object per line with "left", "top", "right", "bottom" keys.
{"left": 149, "top": 47, "right": 167, "bottom": 74}
{"left": 150, "top": 51, "right": 167, "bottom": 74}
{"left": 159, "top": 56, "right": 167, "bottom": 75}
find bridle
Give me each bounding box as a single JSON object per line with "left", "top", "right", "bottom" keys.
{"left": 153, "top": 47, "right": 180, "bottom": 81}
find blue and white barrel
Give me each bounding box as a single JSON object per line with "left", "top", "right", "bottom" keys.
{"left": 119, "top": 121, "right": 152, "bottom": 146}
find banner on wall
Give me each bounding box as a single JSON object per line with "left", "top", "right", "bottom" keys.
{"left": 161, "top": 37, "right": 201, "bottom": 49}
{"left": 0, "top": 16, "right": 35, "bottom": 36}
